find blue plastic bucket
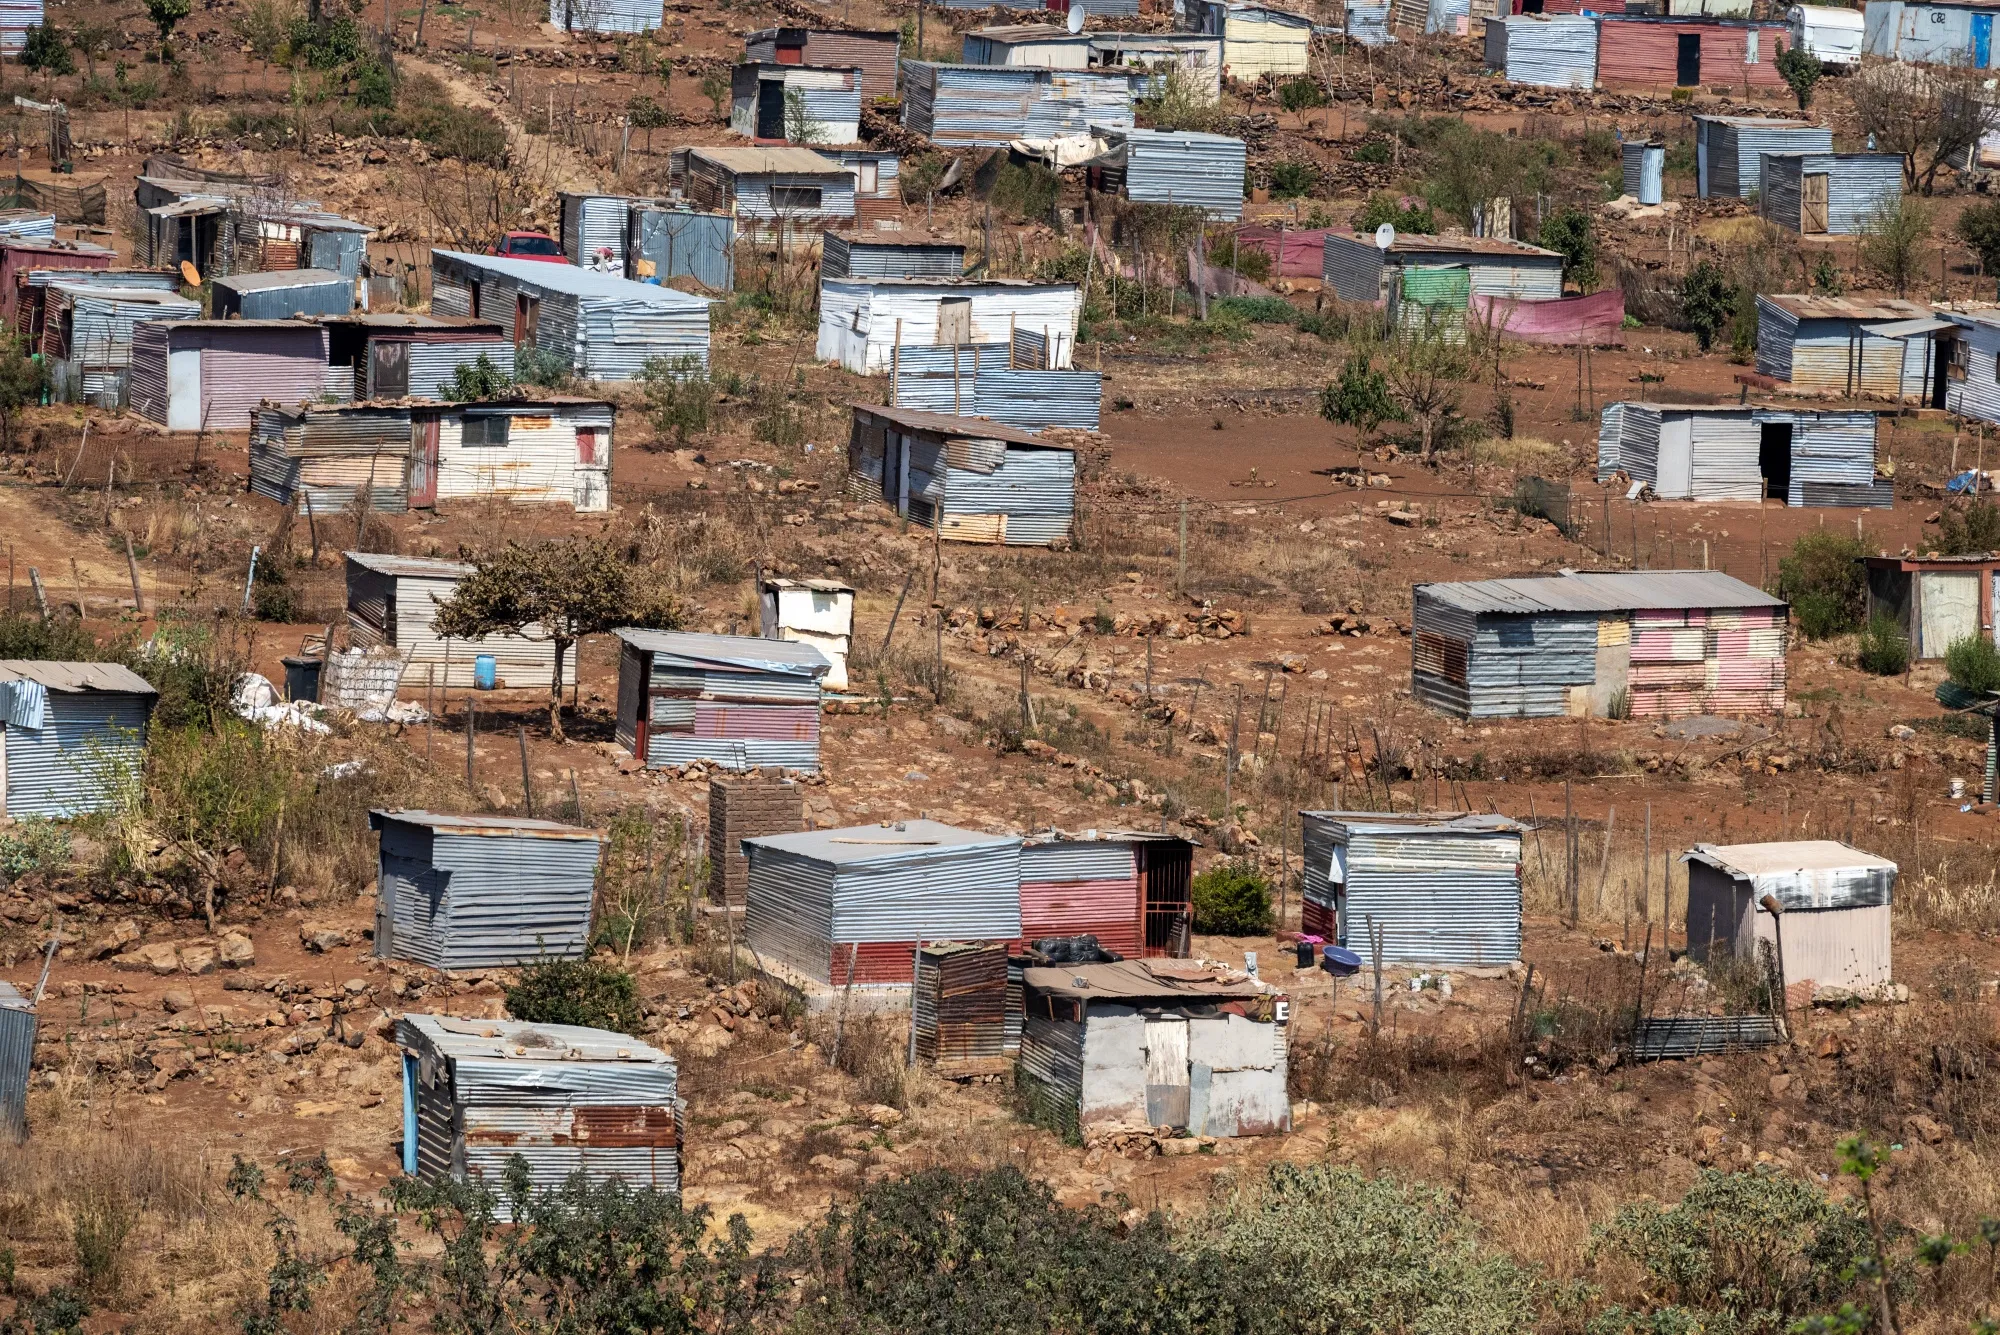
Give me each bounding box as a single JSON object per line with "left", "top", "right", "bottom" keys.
{"left": 473, "top": 655, "right": 497, "bottom": 690}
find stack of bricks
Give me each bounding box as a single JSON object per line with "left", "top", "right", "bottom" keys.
{"left": 708, "top": 773, "right": 804, "bottom": 907}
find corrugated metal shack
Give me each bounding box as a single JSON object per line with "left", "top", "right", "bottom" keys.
{"left": 396, "top": 1015, "right": 679, "bottom": 1221}
{"left": 627, "top": 205, "right": 736, "bottom": 290}
{"left": 1020, "top": 831, "right": 1194, "bottom": 959}
{"left": 431, "top": 251, "right": 712, "bottom": 380}
{"left": 0, "top": 662, "right": 156, "bottom": 818}
{"left": 1760, "top": 152, "right": 1903, "bottom": 235}
{"left": 1694, "top": 115, "right": 1832, "bottom": 198}
{"left": 1862, "top": 553, "right": 2000, "bottom": 658}
{"left": 1088, "top": 32, "right": 1225, "bottom": 97}
{"left": 1083, "top": 128, "right": 1246, "bottom": 220}
{"left": 901, "top": 63, "right": 1136, "bottom": 146}
{"left": 0, "top": 208, "right": 53, "bottom": 241}
{"left": 548, "top": 0, "right": 662, "bottom": 33}
{"left": 0, "top": 980, "right": 32, "bottom": 1141}
{"left": 889, "top": 341, "right": 1101, "bottom": 430}
{"left": 249, "top": 404, "right": 412, "bottom": 514}
{"left": 963, "top": 23, "right": 1093, "bottom": 66}
{"left": 677, "top": 147, "right": 856, "bottom": 248}
{"left": 318, "top": 313, "right": 515, "bottom": 401}
{"left": 613, "top": 628, "right": 830, "bottom": 772}
{"left": 345, "top": 552, "right": 561, "bottom": 689}
{"left": 1410, "top": 570, "right": 1789, "bottom": 719}
{"left": 1187, "top": 1, "right": 1314, "bottom": 77}
{"left": 1484, "top": 15, "right": 1601, "bottom": 88}
{"left": 1596, "top": 17, "right": 1790, "bottom": 91}
{"left": 1018, "top": 960, "right": 1288, "bottom": 1143}
{"left": 848, "top": 403, "right": 1077, "bottom": 544}
{"left": 1864, "top": 0, "right": 2000, "bottom": 64}
{"left": 1685, "top": 841, "right": 1895, "bottom": 994}
{"left": 760, "top": 576, "right": 855, "bottom": 691}
{"left": 1756, "top": 295, "right": 1935, "bottom": 399}
{"left": 817, "top": 276, "right": 1081, "bottom": 373}
{"left": 1595, "top": 402, "right": 1887, "bottom": 506}
{"left": 730, "top": 63, "right": 865, "bottom": 145}
{"left": 914, "top": 942, "right": 1010, "bottom": 1074}
{"left": 0, "top": 238, "right": 113, "bottom": 331}
{"left": 1298, "top": 813, "right": 1524, "bottom": 966}
{"left": 0, "top": 0, "right": 42, "bottom": 53}
{"left": 744, "top": 820, "right": 1022, "bottom": 985}
{"left": 1322, "top": 232, "right": 1566, "bottom": 304}
{"left": 559, "top": 191, "right": 657, "bottom": 271}
{"left": 128, "top": 320, "right": 329, "bottom": 431}
{"left": 43, "top": 283, "right": 199, "bottom": 407}
{"left": 371, "top": 811, "right": 603, "bottom": 968}
{"left": 17, "top": 267, "right": 174, "bottom": 352}
{"left": 211, "top": 267, "right": 351, "bottom": 319}
{"left": 822, "top": 234, "right": 967, "bottom": 279}
{"left": 1346, "top": 0, "right": 1395, "bottom": 45}
{"left": 745, "top": 28, "right": 902, "bottom": 100}
{"left": 1939, "top": 309, "right": 2000, "bottom": 426}
{"left": 823, "top": 149, "right": 902, "bottom": 230}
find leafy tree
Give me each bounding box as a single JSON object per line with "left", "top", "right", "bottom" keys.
{"left": 1187, "top": 1163, "right": 1535, "bottom": 1335}
{"left": 1538, "top": 206, "right": 1599, "bottom": 292}
{"left": 1320, "top": 350, "right": 1399, "bottom": 432}
{"left": 505, "top": 957, "right": 642, "bottom": 1034}
{"left": 350, "top": 58, "right": 394, "bottom": 109}
{"left": 21, "top": 24, "right": 74, "bottom": 77}
{"left": 1424, "top": 123, "right": 1548, "bottom": 235}
{"left": 68, "top": 20, "right": 113, "bottom": 79}
{"left": 144, "top": 0, "right": 191, "bottom": 59}
{"left": 0, "top": 336, "right": 47, "bottom": 451}
{"left": 783, "top": 87, "right": 826, "bottom": 145}
{"left": 1857, "top": 614, "right": 1910, "bottom": 676}
{"left": 1776, "top": 532, "right": 1866, "bottom": 639}
{"left": 1379, "top": 318, "right": 1473, "bottom": 463}
{"left": 287, "top": 12, "right": 363, "bottom": 68}
{"left": 432, "top": 538, "right": 684, "bottom": 739}
{"left": 1680, "top": 261, "right": 1736, "bottom": 352}
{"left": 1775, "top": 43, "right": 1822, "bottom": 110}
{"left": 1354, "top": 192, "right": 1436, "bottom": 236}
{"left": 1927, "top": 498, "right": 2000, "bottom": 555}
{"left": 628, "top": 92, "right": 670, "bottom": 150}
{"left": 699, "top": 72, "right": 728, "bottom": 119}
{"left": 1957, "top": 199, "right": 2000, "bottom": 298}
{"left": 639, "top": 354, "right": 714, "bottom": 444}
{"left": 1268, "top": 160, "right": 1319, "bottom": 199}
{"left": 438, "top": 352, "right": 513, "bottom": 400}
{"left": 1190, "top": 858, "right": 1272, "bottom": 935}
{"left": 1278, "top": 78, "right": 1327, "bottom": 112}
{"left": 1860, "top": 195, "right": 1932, "bottom": 297}
{"left": 1946, "top": 633, "right": 2000, "bottom": 694}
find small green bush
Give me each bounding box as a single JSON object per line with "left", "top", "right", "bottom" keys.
{"left": 514, "top": 344, "right": 578, "bottom": 390}
{"left": 639, "top": 354, "right": 714, "bottom": 445}
{"left": 1680, "top": 261, "right": 1737, "bottom": 352}
{"left": 1353, "top": 192, "right": 1435, "bottom": 235}
{"left": 1277, "top": 79, "right": 1327, "bottom": 112}
{"left": 1946, "top": 633, "right": 2000, "bottom": 695}
{"left": 990, "top": 158, "right": 1060, "bottom": 224}
{"left": 1856, "top": 615, "right": 1910, "bottom": 677}
{"left": 1212, "top": 296, "right": 1296, "bottom": 325}
{"left": 1320, "top": 352, "right": 1399, "bottom": 432}
{"left": 1268, "top": 161, "right": 1319, "bottom": 200}
{"left": 350, "top": 59, "right": 395, "bottom": 109}
{"left": 1190, "top": 859, "right": 1272, "bottom": 936}
{"left": 1351, "top": 138, "right": 1392, "bottom": 164}
{"left": 440, "top": 352, "right": 512, "bottom": 401}
{"left": 1927, "top": 498, "right": 2000, "bottom": 556}
{"left": 505, "top": 957, "right": 643, "bottom": 1035}
{"left": 1776, "top": 531, "right": 1866, "bottom": 640}
{"left": 0, "top": 817, "right": 71, "bottom": 883}
{"left": 249, "top": 558, "right": 300, "bottom": 624}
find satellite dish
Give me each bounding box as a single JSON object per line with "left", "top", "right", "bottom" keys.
{"left": 1066, "top": 3, "right": 1086, "bottom": 33}
{"left": 1374, "top": 222, "right": 1395, "bottom": 251}
{"left": 179, "top": 260, "right": 201, "bottom": 287}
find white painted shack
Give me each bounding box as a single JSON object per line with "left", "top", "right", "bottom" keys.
{"left": 817, "top": 277, "right": 1081, "bottom": 375}
{"left": 344, "top": 551, "right": 560, "bottom": 691}
{"left": 1685, "top": 840, "right": 1895, "bottom": 995}
{"left": 1017, "top": 960, "right": 1289, "bottom": 1143}
{"left": 1186, "top": 1, "right": 1314, "bottom": 77}
{"left": 760, "top": 576, "right": 855, "bottom": 691}
{"left": 1596, "top": 402, "right": 1887, "bottom": 506}
{"left": 0, "top": 661, "right": 155, "bottom": 819}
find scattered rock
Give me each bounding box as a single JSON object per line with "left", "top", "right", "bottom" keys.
{"left": 180, "top": 945, "right": 219, "bottom": 975}
{"left": 863, "top": 1104, "right": 904, "bottom": 1127}
{"left": 1906, "top": 1114, "right": 1950, "bottom": 1144}
{"left": 1888, "top": 723, "right": 1917, "bottom": 741}
{"left": 300, "top": 923, "right": 352, "bottom": 953}
{"left": 218, "top": 931, "right": 256, "bottom": 968}
{"left": 1768, "top": 1073, "right": 1792, "bottom": 1096}
{"left": 1160, "top": 1136, "right": 1202, "bottom": 1156}
{"left": 162, "top": 989, "right": 196, "bottom": 1014}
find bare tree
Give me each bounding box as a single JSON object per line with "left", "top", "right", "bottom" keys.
{"left": 403, "top": 158, "right": 550, "bottom": 250}
{"left": 1851, "top": 59, "right": 2000, "bottom": 194}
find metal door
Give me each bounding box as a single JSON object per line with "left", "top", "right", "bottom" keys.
{"left": 757, "top": 80, "right": 786, "bottom": 138}
{"left": 372, "top": 339, "right": 409, "bottom": 398}
{"left": 937, "top": 297, "right": 972, "bottom": 345}
{"left": 1920, "top": 571, "right": 1980, "bottom": 657}
{"left": 1657, "top": 414, "right": 1695, "bottom": 499}
{"left": 1801, "top": 173, "right": 1830, "bottom": 233}
{"left": 1143, "top": 1017, "right": 1190, "bottom": 1128}
{"left": 1977, "top": 11, "right": 1993, "bottom": 65}
{"left": 776, "top": 41, "right": 803, "bottom": 63}
{"left": 1676, "top": 32, "right": 1702, "bottom": 85}
{"left": 410, "top": 416, "right": 440, "bottom": 508}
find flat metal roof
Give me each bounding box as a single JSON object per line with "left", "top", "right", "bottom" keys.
{"left": 1690, "top": 114, "right": 1829, "bottom": 126}
{"left": 213, "top": 268, "right": 347, "bottom": 291}
{"left": 1300, "top": 811, "right": 1525, "bottom": 834}
{"left": 743, "top": 819, "right": 1020, "bottom": 864}
{"left": 612, "top": 628, "right": 832, "bottom": 675}
{"left": 399, "top": 1013, "right": 670, "bottom": 1064}
{"left": 971, "top": 23, "right": 1087, "bottom": 40}
{"left": 1762, "top": 294, "right": 1930, "bottom": 322}
{"left": 369, "top": 809, "right": 604, "bottom": 840}
{"left": 1686, "top": 840, "right": 1897, "bottom": 876}
{"left": 853, "top": 403, "right": 1072, "bottom": 450}
{"left": 1417, "top": 570, "right": 1784, "bottom": 615}
{"left": 684, "top": 146, "right": 851, "bottom": 175}
{"left": 1022, "top": 959, "right": 1277, "bottom": 1001}
{"left": 0, "top": 660, "right": 157, "bottom": 694}
{"left": 344, "top": 550, "right": 477, "bottom": 579}
{"left": 1328, "top": 230, "right": 1564, "bottom": 260}
{"left": 435, "top": 250, "right": 716, "bottom": 305}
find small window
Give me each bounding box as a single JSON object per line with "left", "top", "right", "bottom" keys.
{"left": 462, "top": 414, "right": 511, "bottom": 447}
{"left": 857, "top": 160, "right": 879, "bottom": 195}
{"left": 771, "top": 185, "right": 823, "bottom": 212}
{"left": 1744, "top": 28, "right": 1758, "bottom": 62}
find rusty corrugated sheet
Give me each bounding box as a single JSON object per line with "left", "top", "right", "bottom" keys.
{"left": 1597, "top": 17, "right": 1788, "bottom": 89}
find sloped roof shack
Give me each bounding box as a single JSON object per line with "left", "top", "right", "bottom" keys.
{"left": 900, "top": 63, "right": 1135, "bottom": 147}
{"left": 1596, "top": 16, "right": 1789, "bottom": 91}
{"left": 1683, "top": 840, "right": 1895, "bottom": 993}
{"left": 849, "top": 404, "right": 1078, "bottom": 546}
{"left": 0, "top": 239, "right": 113, "bottom": 330}
{"left": 345, "top": 552, "right": 561, "bottom": 690}
{"left": 1759, "top": 152, "right": 1902, "bottom": 236}
{"left": 396, "top": 1014, "right": 679, "bottom": 1220}
{"left": 129, "top": 319, "right": 330, "bottom": 433}
{"left": 1861, "top": 552, "right": 2000, "bottom": 659}
{"left": 0, "top": 660, "right": 155, "bottom": 819}
{"left": 1755, "top": 294, "right": 1936, "bottom": 402}
{"left": 1594, "top": 401, "right": 1886, "bottom": 506}
{"left": 212, "top": 267, "right": 353, "bottom": 319}
{"left": 613, "top": 628, "right": 830, "bottom": 774}
{"left": 744, "top": 28, "right": 901, "bottom": 100}
{"left": 1693, "top": 115, "right": 1832, "bottom": 197}
{"left": 1298, "top": 813, "right": 1524, "bottom": 965}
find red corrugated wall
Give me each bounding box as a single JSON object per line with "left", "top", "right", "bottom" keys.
{"left": 1596, "top": 21, "right": 1788, "bottom": 89}
{"left": 1020, "top": 877, "right": 1142, "bottom": 959}
{"left": 827, "top": 939, "right": 1025, "bottom": 985}
{"left": 1301, "top": 899, "right": 1336, "bottom": 940}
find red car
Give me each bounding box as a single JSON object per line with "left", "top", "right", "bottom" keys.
{"left": 490, "top": 231, "right": 567, "bottom": 263}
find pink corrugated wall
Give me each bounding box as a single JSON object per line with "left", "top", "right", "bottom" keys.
{"left": 692, "top": 704, "right": 821, "bottom": 741}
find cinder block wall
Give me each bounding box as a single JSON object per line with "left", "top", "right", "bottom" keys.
{"left": 708, "top": 773, "right": 803, "bottom": 907}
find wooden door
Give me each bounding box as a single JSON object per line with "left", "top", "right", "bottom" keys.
{"left": 1801, "top": 173, "right": 1830, "bottom": 234}
{"left": 937, "top": 297, "right": 972, "bottom": 345}
{"left": 409, "top": 416, "right": 440, "bottom": 508}
{"left": 516, "top": 293, "right": 540, "bottom": 347}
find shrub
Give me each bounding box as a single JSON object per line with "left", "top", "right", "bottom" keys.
{"left": 1212, "top": 295, "right": 1296, "bottom": 325}
{"left": 1354, "top": 192, "right": 1435, "bottom": 235}
{"left": 1352, "top": 138, "right": 1392, "bottom": 164}
{"left": 1538, "top": 206, "right": 1599, "bottom": 292}
{"left": 1775, "top": 531, "right": 1866, "bottom": 639}
{"left": 1190, "top": 858, "right": 1272, "bottom": 935}
{"left": 1775, "top": 43, "right": 1822, "bottom": 110}
{"left": 990, "top": 158, "right": 1059, "bottom": 223}
{"left": 1927, "top": 498, "right": 2000, "bottom": 556}
{"left": 1278, "top": 78, "right": 1328, "bottom": 112}
{"left": 287, "top": 13, "right": 363, "bottom": 68}
{"left": 1268, "top": 160, "right": 1319, "bottom": 199}
{"left": 1856, "top": 614, "right": 1910, "bottom": 677}
{"left": 639, "top": 354, "right": 714, "bottom": 445}
{"left": 1861, "top": 195, "right": 1932, "bottom": 298}
{"left": 0, "top": 817, "right": 71, "bottom": 883}
{"left": 514, "top": 344, "right": 578, "bottom": 389}
{"left": 1141, "top": 63, "right": 1222, "bottom": 134}
{"left": 1321, "top": 351, "right": 1399, "bottom": 432}
{"left": 248, "top": 557, "right": 301, "bottom": 623}
{"left": 1679, "top": 261, "right": 1736, "bottom": 352}
{"left": 1959, "top": 199, "right": 2000, "bottom": 297}
{"left": 350, "top": 58, "right": 394, "bottom": 109}
{"left": 440, "top": 352, "right": 512, "bottom": 401}
{"left": 1946, "top": 633, "right": 2000, "bottom": 694}
{"left": 0, "top": 610, "right": 108, "bottom": 660}
{"left": 505, "top": 957, "right": 643, "bottom": 1035}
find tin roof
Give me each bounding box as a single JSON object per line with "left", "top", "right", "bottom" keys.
{"left": 344, "top": 550, "right": 477, "bottom": 579}
{"left": 1691, "top": 114, "right": 1829, "bottom": 127}
{"left": 1297, "top": 811, "right": 1525, "bottom": 835}
{"left": 369, "top": 809, "right": 605, "bottom": 840}
{"left": 1022, "top": 958, "right": 1278, "bottom": 1001}
{"left": 1417, "top": 570, "right": 1784, "bottom": 614}
{"left": 163, "top": 318, "right": 330, "bottom": 330}
{"left": 746, "top": 24, "right": 901, "bottom": 37}
{"left": 398, "top": 1013, "right": 670, "bottom": 1063}
{"left": 46, "top": 284, "right": 195, "bottom": 304}
{"left": 762, "top": 576, "right": 856, "bottom": 593}
{"left": 0, "top": 238, "right": 115, "bottom": 257}
{"left": 853, "top": 403, "right": 1071, "bottom": 449}
{"left": 685, "top": 146, "right": 851, "bottom": 176}
{"left": 972, "top": 22, "right": 1089, "bottom": 40}
{"left": 0, "top": 660, "right": 157, "bottom": 694}
{"left": 611, "top": 628, "right": 833, "bottom": 675}
{"left": 1331, "top": 230, "right": 1563, "bottom": 260}
{"left": 435, "top": 251, "right": 717, "bottom": 305}
{"left": 744, "top": 819, "right": 1019, "bottom": 864}
{"left": 1862, "top": 552, "right": 2000, "bottom": 568}
{"left": 1762, "top": 294, "right": 1931, "bottom": 322}
{"left": 1686, "top": 840, "right": 1896, "bottom": 877}
{"left": 314, "top": 313, "right": 506, "bottom": 330}
{"left": 212, "top": 267, "right": 347, "bottom": 292}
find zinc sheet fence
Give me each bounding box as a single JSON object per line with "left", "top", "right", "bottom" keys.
{"left": 0, "top": 982, "right": 31, "bottom": 1141}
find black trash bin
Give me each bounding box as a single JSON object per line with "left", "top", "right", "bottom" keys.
{"left": 282, "top": 655, "right": 323, "bottom": 704}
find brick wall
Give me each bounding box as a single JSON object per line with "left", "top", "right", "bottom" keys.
{"left": 708, "top": 773, "right": 803, "bottom": 907}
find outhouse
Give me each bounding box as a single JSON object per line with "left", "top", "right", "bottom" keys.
{"left": 1861, "top": 552, "right": 2000, "bottom": 658}
{"left": 1759, "top": 152, "right": 1903, "bottom": 235}
{"left": 0, "top": 662, "right": 156, "bottom": 818}
{"left": 1298, "top": 812, "right": 1524, "bottom": 966}
{"left": 1684, "top": 840, "right": 1895, "bottom": 994}
{"left": 759, "top": 576, "right": 855, "bottom": 690}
